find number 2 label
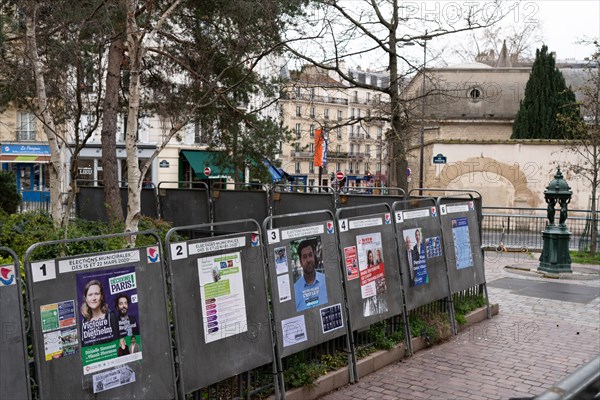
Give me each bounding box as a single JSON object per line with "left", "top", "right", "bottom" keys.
{"left": 170, "top": 242, "right": 188, "bottom": 260}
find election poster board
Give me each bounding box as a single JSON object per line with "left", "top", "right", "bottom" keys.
{"left": 166, "top": 225, "right": 273, "bottom": 395}
{"left": 26, "top": 239, "right": 175, "bottom": 399}
{"left": 438, "top": 200, "right": 486, "bottom": 294}
{"left": 393, "top": 200, "right": 452, "bottom": 312}
{"left": 264, "top": 213, "right": 347, "bottom": 358}
{"left": 336, "top": 206, "right": 404, "bottom": 332}
{"left": 0, "top": 247, "right": 31, "bottom": 400}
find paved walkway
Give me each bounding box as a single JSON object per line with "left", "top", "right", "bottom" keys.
{"left": 323, "top": 252, "right": 600, "bottom": 400}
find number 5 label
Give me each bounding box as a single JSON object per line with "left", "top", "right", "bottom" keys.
{"left": 31, "top": 260, "right": 57, "bottom": 282}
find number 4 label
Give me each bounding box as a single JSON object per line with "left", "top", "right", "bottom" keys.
{"left": 31, "top": 260, "right": 56, "bottom": 282}
{"left": 338, "top": 219, "right": 348, "bottom": 232}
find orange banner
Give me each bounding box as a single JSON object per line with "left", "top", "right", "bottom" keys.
{"left": 314, "top": 128, "right": 324, "bottom": 167}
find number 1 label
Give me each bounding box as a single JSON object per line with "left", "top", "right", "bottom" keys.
{"left": 31, "top": 260, "right": 57, "bottom": 282}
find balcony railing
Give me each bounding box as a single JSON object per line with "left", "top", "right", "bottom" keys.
{"left": 283, "top": 92, "right": 348, "bottom": 105}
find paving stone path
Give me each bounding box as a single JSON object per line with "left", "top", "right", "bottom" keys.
{"left": 323, "top": 252, "right": 600, "bottom": 400}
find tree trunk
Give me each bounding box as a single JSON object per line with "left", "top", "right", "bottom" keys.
{"left": 25, "top": 5, "right": 64, "bottom": 226}
{"left": 123, "top": 0, "right": 142, "bottom": 238}
{"left": 388, "top": 3, "right": 408, "bottom": 191}
{"left": 101, "top": 35, "right": 125, "bottom": 223}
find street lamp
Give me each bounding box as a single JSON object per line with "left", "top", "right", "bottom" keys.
{"left": 418, "top": 33, "right": 432, "bottom": 196}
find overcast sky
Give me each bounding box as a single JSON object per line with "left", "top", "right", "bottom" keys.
{"left": 535, "top": 0, "right": 599, "bottom": 60}
{"left": 389, "top": 0, "right": 599, "bottom": 69}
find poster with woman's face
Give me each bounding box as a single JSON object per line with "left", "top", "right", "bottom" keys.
{"left": 76, "top": 265, "right": 142, "bottom": 375}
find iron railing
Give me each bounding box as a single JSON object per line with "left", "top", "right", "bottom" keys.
{"left": 481, "top": 207, "right": 599, "bottom": 252}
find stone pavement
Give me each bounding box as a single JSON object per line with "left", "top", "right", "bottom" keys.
{"left": 322, "top": 251, "right": 600, "bottom": 400}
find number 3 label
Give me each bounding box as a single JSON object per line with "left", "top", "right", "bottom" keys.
{"left": 267, "top": 229, "right": 280, "bottom": 244}
{"left": 31, "top": 260, "right": 56, "bottom": 282}
{"left": 170, "top": 242, "right": 188, "bottom": 260}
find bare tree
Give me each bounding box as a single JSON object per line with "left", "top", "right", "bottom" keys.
{"left": 557, "top": 40, "right": 600, "bottom": 255}
{"left": 284, "top": 0, "right": 508, "bottom": 189}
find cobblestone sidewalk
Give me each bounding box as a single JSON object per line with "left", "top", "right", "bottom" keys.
{"left": 323, "top": 252, "right": 600, "bottom": 400}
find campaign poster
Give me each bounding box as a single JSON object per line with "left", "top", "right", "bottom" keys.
{"left": 426, "top": 236, "right": 442, "bottom": 258}
{"left": 40, "top": 300, "right": 79, "bottom": 361}
{"left": 320, "top": 304, "right": 344, "bottom": 334}
{"left": 343, "top": 246, "right": 359, "bottom": 280}
{"left": 356, "top": 232, "right": 388, "bottom": 317}
{"left": 198, "top": 251, "right": 248, "bottom": 343}
{"left": 402, "top": 227, "right": 429, "bottom": 287}
{"left": 274, "top": 246, "right": 289, "bottom": 275}
{"left": 291, "top": 236, "right": 328, "bottom": 312}
{"left": 451, "top": 217, "right": 474, "bottom": 269}
{"left": 76, "top": 266, "right": 142, "bottom": 375}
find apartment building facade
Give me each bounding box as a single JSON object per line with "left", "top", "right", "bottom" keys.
{"left": 279, "top": 65, "right": 391, "bottom": 189}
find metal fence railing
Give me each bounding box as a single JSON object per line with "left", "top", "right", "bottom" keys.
{"left": 481, "top": 207, "right": 599, "bottom": 252}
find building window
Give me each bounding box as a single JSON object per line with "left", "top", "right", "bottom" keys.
{"left": 17, "top": 112, "right": 36, "bottom": 141}
{"left": 294, "top": 142, "right": 301, "bottom": 152}
{"left": 310, "top": 107, "right": 316, "bottom": 118}
{"left": 295, "top": 123, "right": 301, "bottom": 139}
{"left": 366, "top": 144, "right": 370, "bottom": 155}
{"left": 337, "top": 127, "right": 342, "bottom": 139}
{"left": 377, "top": 163, "right": 381, "bottom": 172}
{"left": 376, "top": 145, "right": 382, "bottom": 157}
{"left": 336, "top": 144, "right": 341, "bottom": 153}
{"left": 310, "top": 124, "right": 315, "bottom": 138}
{"left": 310, "top": 87, "right": 315, "bottom": 99}
{"left": 376, "top": 127, "right": 382, "bottom": 139}
{"left": 353, "top": 91, "right": 358, "bottom": 102}
{"left": 309, "top": 161, "right": 314, "bottom": 173}
{"left": 295, "top": 162, "right": 301, "bottom": 173}
{"left": 468, "top": 87, "right": 482, "bottom": 102}
{"left": 336, "top": 162, "right": 341, "bottom": 172}
{"left": 337, "top": 110, "right": 343, "bottom": 121}
{"left": 296, "top": 105, "right": 301, "bottom": 117}
{"left": 365, "top": 163, "right": 370, "bottom": 173}
{"left": 324, "top": 108, "right": 329, "bottom": 119}
{"left": 295, "top": 86, "right": 301, "bottom": 97}
{"left": 366, "top": 93, "right": 370, "bottom": 103}
{"left": 350, "top": 108, "right": 355, "bottom": 119}
{"left": 310, "top": 143, "right": 314, "bottom": 153}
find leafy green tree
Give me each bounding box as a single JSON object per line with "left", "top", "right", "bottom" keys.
{"left": 0, "top": 171, "right": 21, "bottom": 214}
{"left": 512, "top": 45, "right": 583, "bottom": 139}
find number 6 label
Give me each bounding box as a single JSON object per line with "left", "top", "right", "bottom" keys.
{"left": 31, "top": 260, "right": 57, "bottom": 282}
{"left": 267, "top": 229, "right": 280, "bottom": 244}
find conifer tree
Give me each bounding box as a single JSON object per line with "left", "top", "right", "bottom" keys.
{"left": 512, "top": 45, "right": 582, "bottom": 139}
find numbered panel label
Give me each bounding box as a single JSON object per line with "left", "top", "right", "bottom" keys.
{"left": 31, "top": 260, "right": 57, "bottom": 282}
{"left": 170, "top": 242, "right": 188, "bottom": 260}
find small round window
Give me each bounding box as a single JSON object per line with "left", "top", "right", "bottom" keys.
{"left": 468, "top": 87, "right": 482, "bottom": 102}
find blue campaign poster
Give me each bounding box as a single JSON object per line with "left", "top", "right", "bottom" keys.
{"left": 451, "top": 217, "right": 473, "bottom": 269}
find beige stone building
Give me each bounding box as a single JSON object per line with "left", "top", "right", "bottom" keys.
{"left": 402, "top": 59, "right": 593, "bottom": 209}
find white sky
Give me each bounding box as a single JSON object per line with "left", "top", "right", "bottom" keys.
{"left": 534, "top": 0, "right": 599, "bottom": 60}
{"left": 425, "top": 0, "right": 600, "bottom": 65}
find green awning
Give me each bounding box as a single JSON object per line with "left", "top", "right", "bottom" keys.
{"left": 180, "top": 150, "right": 234, "bottom": 177}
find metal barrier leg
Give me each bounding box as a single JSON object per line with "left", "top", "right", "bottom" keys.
{"left": 447, "top": 295, "right": 458, "bottom": 336}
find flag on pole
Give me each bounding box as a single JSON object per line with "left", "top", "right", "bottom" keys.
{"left": 314, "top": 128, "right": 328, "bottom": 167}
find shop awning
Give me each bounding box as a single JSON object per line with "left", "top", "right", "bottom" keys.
{"left": 180, "top": 150, "right": 234, "bottom": 177}
{"left": 0, "top": 154, "right": 51, "bottom": 163}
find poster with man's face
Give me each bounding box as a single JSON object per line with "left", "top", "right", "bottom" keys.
{"left": 291, "top": 236, "right": 328, "bottom": 312}
{"left": 402, "top": 228, "right": 429, "bottom": 287}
